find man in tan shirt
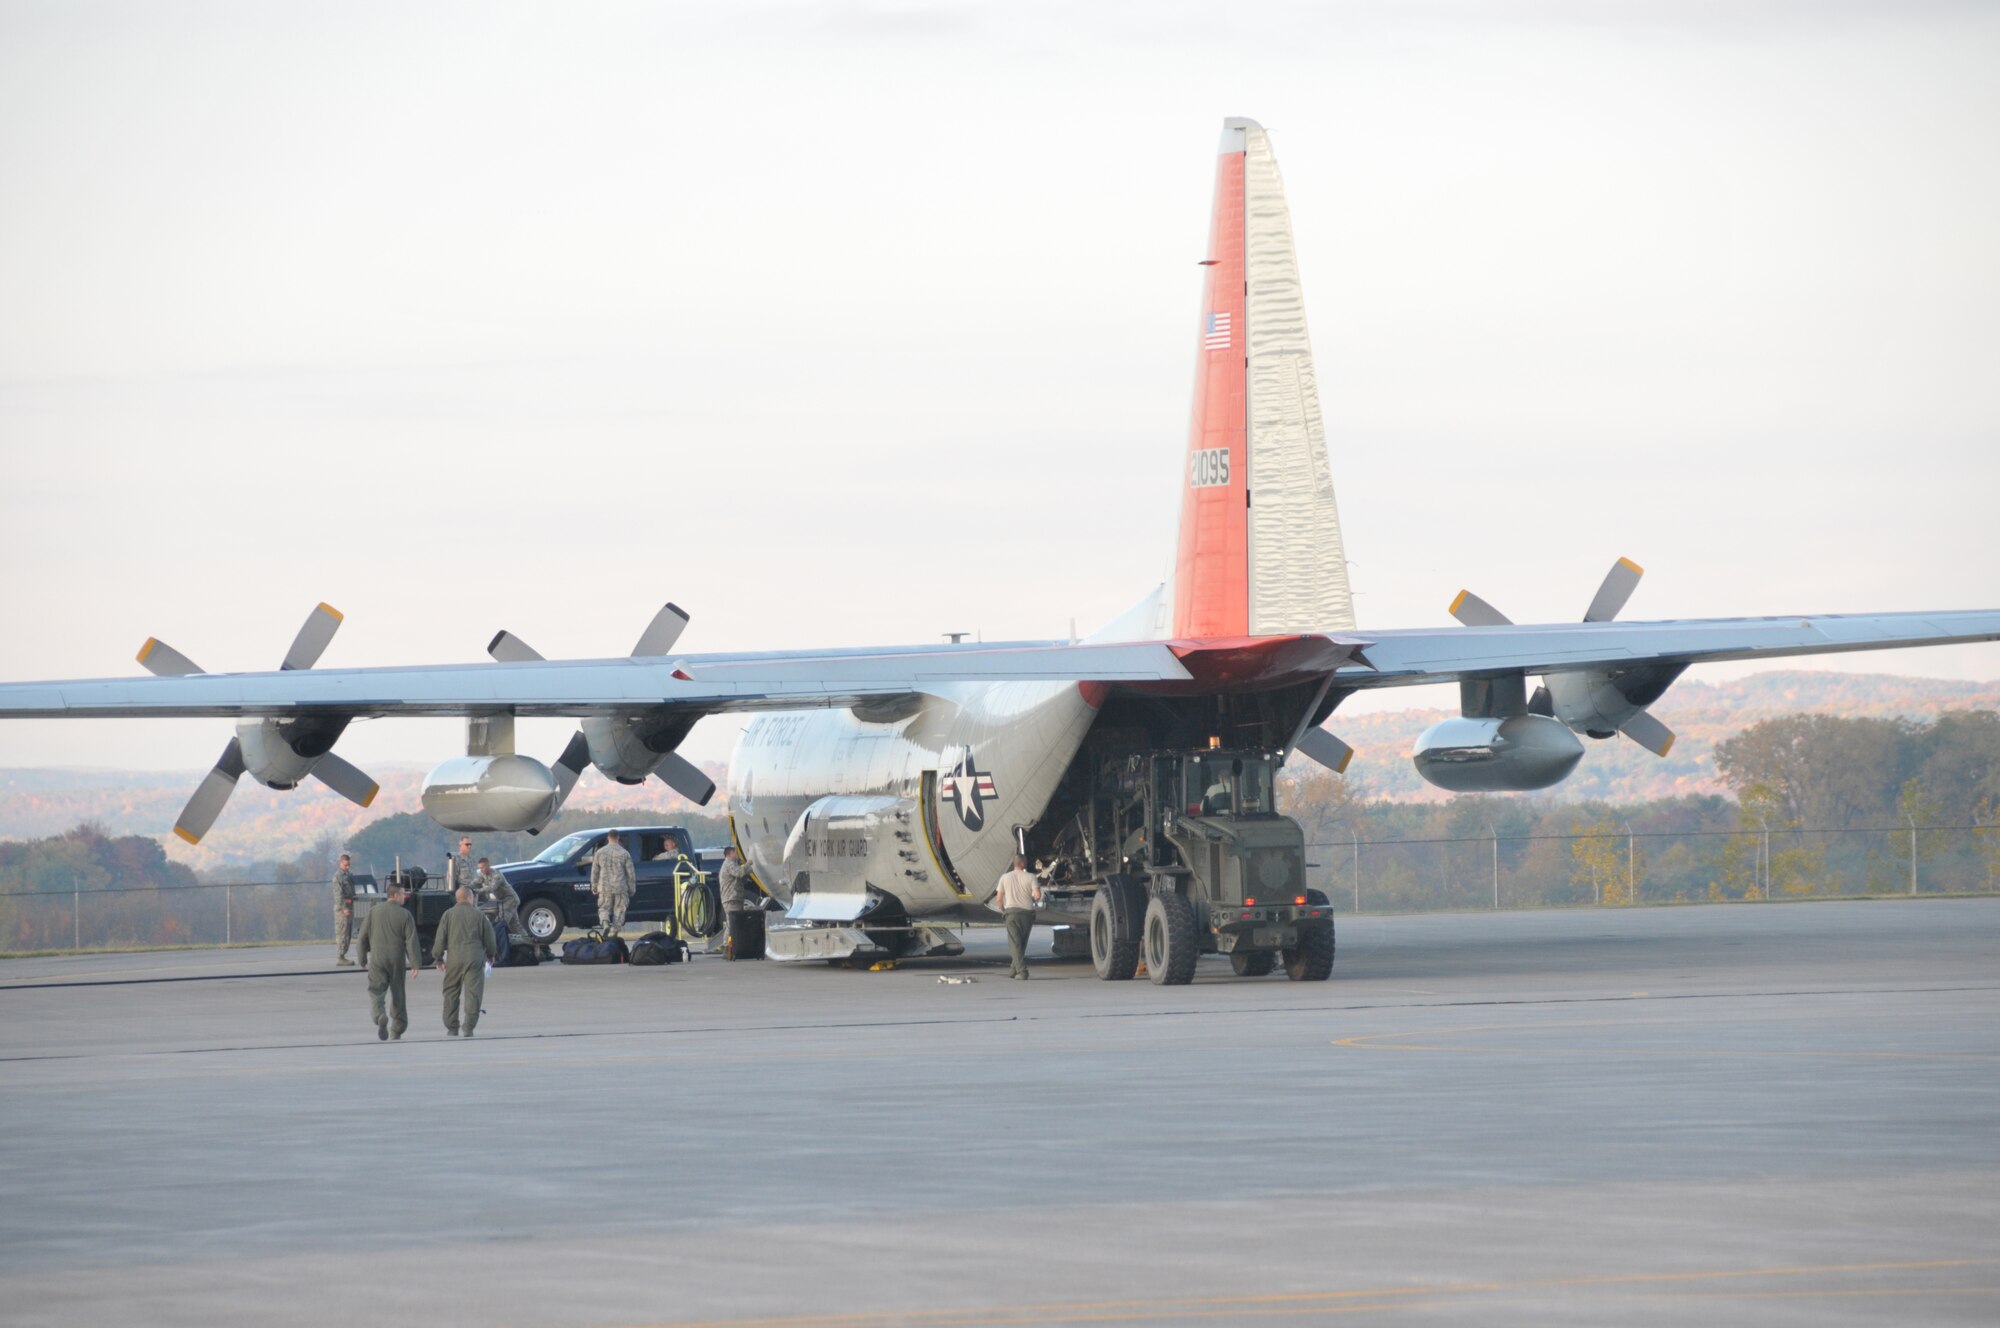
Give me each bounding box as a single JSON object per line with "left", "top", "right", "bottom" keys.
{"left": 993, "top": 854, "right": 1042, "bottom": 980}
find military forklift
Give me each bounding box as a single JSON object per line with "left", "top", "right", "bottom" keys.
{"left": 1035, "top": 738, "right": 1334, "bottom": 986}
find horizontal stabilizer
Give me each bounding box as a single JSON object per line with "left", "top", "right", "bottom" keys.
{"left": 1293, "top": 725, "right": 1355, "bottom": 774}
{"left": 312, "top": 752, "right": 379, "bottom": 807}
{"left": 137, "top": 639, "right": 203, "bottom": 677}
{"left": 1619, "top": 708, "right": 1675, "bottom": 758}
{"left": 1449, "top": 591, "right": 1513, "bottom": 628}
{"left": 653, "top": 749, "right": 716, "bottom": 806}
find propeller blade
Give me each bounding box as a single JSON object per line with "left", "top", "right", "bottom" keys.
{"left": 1293, "top": 726, "right": 1355, "bottom": 774}
{"left": 173, "top": 738, "right": 247, "bottom": 845}
{"left": 1582, "top": 557, "right": 1644, "bottom": 623}
{"left": 1618, "top": 709, "right": 1675, "bottom": 758}
{"left": 487, "top": 630, "right": 546, "bottom": 664}
{"left": 1448, "top": 590, "right": 1513, "bottom": 628}
{"left": 653, "top": 749, "right": 717, "bottom": 806}
{"left": 311, "top": 752, "right": 380, "bottom": 808}
{"left": 631, "top": 603, "right": 690, "bottom": 657}
{"left": 551, "top": 731, "right": 591, "bottom": 807}
{"left": 1528, "top": 685, "right": 1554, "bottom": 717}
{"left": 280, "top": 603, "right": 344, "bottom": 671}
{"left": 136, "top": 638, "right": 204, "bottom": 677}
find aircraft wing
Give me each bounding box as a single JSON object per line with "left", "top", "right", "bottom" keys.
{"left": 1335, "top": 609, "right": 2000, "bottom": 688}
{"left": 0, "top": 640, "right": 1195, "bottom": 720}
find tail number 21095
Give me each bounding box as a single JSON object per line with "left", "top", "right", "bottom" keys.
{"left": 1189, "top": 448, "right": 1231, "bottom": 489}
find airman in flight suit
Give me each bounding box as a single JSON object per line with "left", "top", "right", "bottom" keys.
{"left": 357, "top": 882, "right": 423, "bottom": 1040}
{"left": 434, "top": 886, "right": 498, "bottom": 1037}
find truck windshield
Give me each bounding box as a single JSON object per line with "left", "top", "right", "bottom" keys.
{"left": 532, "top": 833, "right": 587, "bottom": 865}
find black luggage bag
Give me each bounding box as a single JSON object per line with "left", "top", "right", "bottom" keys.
{"left": 559, "top": 932, "right": 629, "bottom": 965}
{"left": 629, "top": 931, "right": 688, "bottom": 966}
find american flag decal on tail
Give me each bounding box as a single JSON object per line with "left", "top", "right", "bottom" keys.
{"left": 1203, "top": 311, "right": 1232, "bottom": 350}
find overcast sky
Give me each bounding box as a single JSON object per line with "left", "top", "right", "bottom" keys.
{"left": 1, "top": 0, "right": 1995, "bottom": 775}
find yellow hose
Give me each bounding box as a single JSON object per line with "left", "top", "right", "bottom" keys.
{"left": 676, "top": 876, "right": 722, "bottom": 938}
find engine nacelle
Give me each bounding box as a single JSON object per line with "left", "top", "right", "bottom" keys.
{"left": 1412, "top": 714, "right": 1584, "bottom": 793}
{"left": 421, "top": 755, "right": 560, "bottom": 832}
{"left": 584, "top": 716, "right": 684, "bottom": 788}
{"left": 1544, "top": 663, "right": 1685, "bottom": 739}
{"left": 236, "top": 716, "right": 348, "bottom": 790}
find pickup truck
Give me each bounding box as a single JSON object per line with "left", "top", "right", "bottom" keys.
{"left": 494, "top": 825, "right": 713, "bottom": 945}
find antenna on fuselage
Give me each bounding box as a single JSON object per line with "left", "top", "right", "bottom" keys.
{"left": 944, "top": 632, "right": 970, "bottom": 644}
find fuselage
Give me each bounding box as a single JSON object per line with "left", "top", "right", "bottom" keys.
{"left": 728, "top": 679, "right": 1099, "bottom": 917}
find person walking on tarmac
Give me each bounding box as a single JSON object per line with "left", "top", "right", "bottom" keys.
{"left": 332, "top": 852, "right": 358, "bottom": 966}
{"left": 434, "top": 885, "right": 498, "bottom": 1037}
{"left": 708, "top": 846, "right": 747, "bottom": 954}
{"left": 591, "top": 830, "right": 636, "bottom": 935}
{"left": 357, "top": 879, "right": 423, "bottom": 1040}
{"left": 444, "top": 836, "right": 477, "bottom": 895}
{"left": 473, "top": 857, "right": 520, "bottom": 943}
{"left": 994, "top": 853, "right": 1042, "bottom": 979}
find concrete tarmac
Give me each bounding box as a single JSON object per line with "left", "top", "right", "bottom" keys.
{"left": 1, "top": 899, "right": 1996, "bottom": 1326}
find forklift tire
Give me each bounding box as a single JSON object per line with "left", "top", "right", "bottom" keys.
{"left": 1283, "top": 892, "right": 1335, "bottom": 981}
{"left": 1143, "top": 891, "right": 1198, "bottom": 986}
{"left": 1090, "top": 876, "right": 1142, "bottom": 980}
{"left": 1230, "top": 949, "right": 1276, "bottom": 977}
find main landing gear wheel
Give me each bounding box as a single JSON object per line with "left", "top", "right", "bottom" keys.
{"left": 1090, "top": 875, "right": 1143, "bottom": 980}
{"left": 1230, "top": 950, "right": 1276, "bottom": 978}
{"left": 1143, "top": 891, "right": 1198, "bottom": 986}
{"left": 1282, "top": 889, "right": 1335, "bottom": 982}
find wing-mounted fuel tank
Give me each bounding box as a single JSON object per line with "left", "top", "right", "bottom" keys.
{"left": 420, "top": 755, "right": 561, "bottom": 832}
{"left": 1412, "top": 714, "right": 1584, "bottom": 792}
{"left": 420, "top": 714, "right": 560, "bottom": 832}
{"left": 1412, "top": 673, "right": 1585, "bottom": 793}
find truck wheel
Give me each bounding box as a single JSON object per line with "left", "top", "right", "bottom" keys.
{"left": 1143, "top": 891, "right": 1198, "bottom": 986}
{"left": 521, "top": 899, "right": 566, "bottom": 944}
{"left": 1283, "top": 891, "right": 1335, "bottom": 981}
{"left": 1090, "top": 876, "right": 1142, "bottom": 980}
{"left": 1230, "top": 950, "right": 1275, "bottom": 977}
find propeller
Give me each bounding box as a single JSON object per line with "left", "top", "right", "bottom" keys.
{"left": 138, "top": 604, "right": 379, "bottom": 844}
{"left": 1449, "top": 558, "right": 1676, "bottom": 758}
{"left": 486, "top": 602, "right": 715, "bottom": 818}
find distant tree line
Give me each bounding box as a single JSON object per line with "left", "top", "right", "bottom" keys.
{"left": 1285, "top": 709, "right": 2000, "bottom": 907}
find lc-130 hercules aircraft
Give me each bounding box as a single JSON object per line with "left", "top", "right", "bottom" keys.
{"left": 4, "top": 118, "right": 1997, "bottom": 984}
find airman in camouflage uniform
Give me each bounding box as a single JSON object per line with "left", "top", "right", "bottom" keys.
{"left": 332, "top": 853, "right": 357, "bottom": 965}
{"left": 357, "top": 882, "right": 423, "bottom": 1040}
{"left": 473, "top": 858, "right": 521, "bottom": 942}
{"left": 444, "top": 836, "right": 477, "bottom": 895}
{"left": 590, "top": 831, "right": 636, "bottom": 934}
{"left": 434, "top": 886, "right": 498, "bottom": 1037}
{"left": 708, "top": 846, "right": 747, "bottom": 954}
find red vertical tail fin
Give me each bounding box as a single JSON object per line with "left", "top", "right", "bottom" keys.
{"left": 1171, "top": 119, "right": 1354, "bottom": 640}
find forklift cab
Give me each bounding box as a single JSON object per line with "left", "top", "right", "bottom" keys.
{"left": 1164, "top": 750, "right": 1277, "bottom": 821}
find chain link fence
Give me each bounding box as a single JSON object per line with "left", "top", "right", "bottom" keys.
{"left": 1305, "top": 822, "right": 1998, "bottom": 913}
{"left": 1, "top": 825, "right": 1995, "bottom": 955}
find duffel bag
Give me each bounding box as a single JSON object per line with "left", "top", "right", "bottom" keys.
{"left": 498, "top": 936, "right": 540, "bottom": 967}
{"left": 559, "top": 934, "right": 629, "bottom": 965}
{"left": 630, "top": 932, "right": 688, "bottom": 966}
